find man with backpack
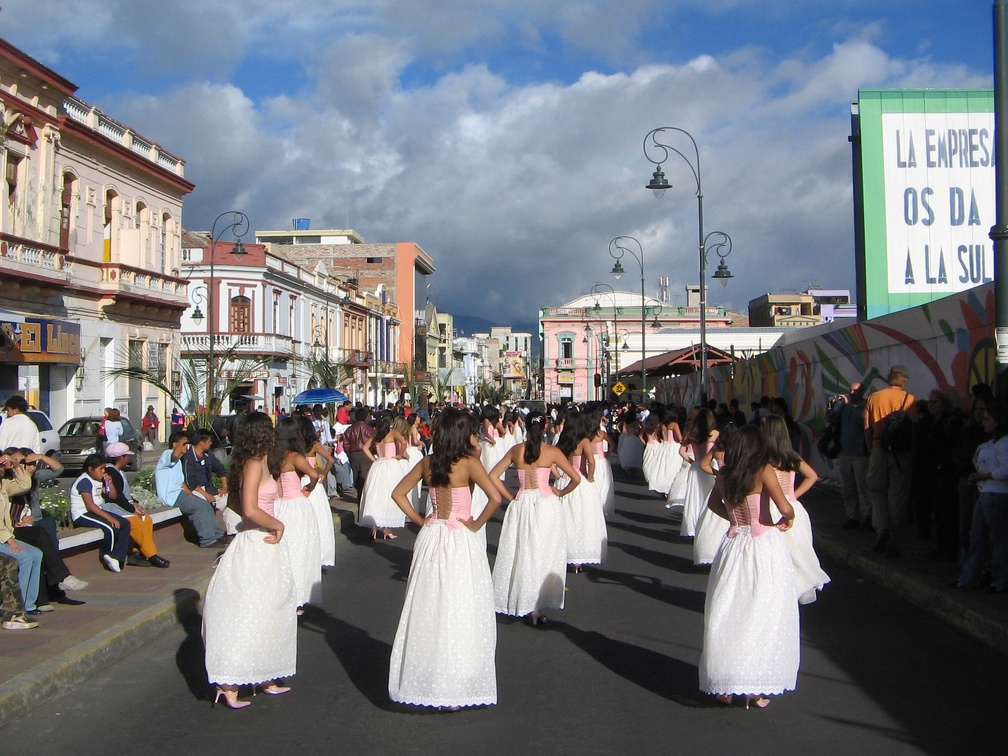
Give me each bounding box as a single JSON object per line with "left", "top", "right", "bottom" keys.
{"left": 864, "top": 366, "right": 916, "bottom": 557}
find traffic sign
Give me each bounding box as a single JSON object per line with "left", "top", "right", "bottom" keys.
{"left": 612, "top": 381, "right": 627, "bottom": 396}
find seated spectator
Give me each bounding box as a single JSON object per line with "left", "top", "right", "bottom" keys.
{"left": 170, "top": 407, "right": 186, "bottom": 436}
{"left": 70, "top": 454, "right": 131, "bottom": 573}
{"left": 1, "top": 552, "right": 38, "bottom": 630}
{"left": 0, "top": 451, "right": 44, "bottom": 610}
{"left": 8, "top": 449, "right": 89, "bottom": 602}
{"left": 155, "top": 432, "right": 228, "bottom": 549}
{"left": 12, "top": 446, "right": 63, "bottom": 548}
{"left": 105, "top": 443, "right": 170, "bottom": 568}
{"left": 183, "top": 429, "right": 240, "bottom": 536}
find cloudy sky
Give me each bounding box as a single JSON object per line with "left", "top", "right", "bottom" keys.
{"left": 1, "top": 1, "right": 994, "bottom": 331}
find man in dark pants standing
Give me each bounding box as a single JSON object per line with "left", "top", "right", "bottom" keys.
{"left": 342, "top": 408, "right": 374, "bottom": 503}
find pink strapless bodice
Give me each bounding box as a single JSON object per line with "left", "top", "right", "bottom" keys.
{"left": 646, "top": 436, "right": 659, "bottom": 445}
{"left": 775, "top": 468, "right": 797, "bottom": 501}
{"left": 485, "top": 426, "right": 498, "bottom": 440}
{"left": 255, "top": 475, "right": 278, "bottom": 518}
{"left": 664, "top": 428, "right": 678, "bottom": 443}
{"left": 594, "top": 442, "right": 605, "bottom": 456}
{"left": 517, "top": 467, "right": 553, "bottom": 496}
{"left": 426, "top": 486, "right": 472, "bottom": 530}
{"left": 726, "top": 490, "right": 774, "bottom": 538}
{"left": 692, "top": 439, "right": 715, "bottom": 462}
{"left": 279, "top": 470, "right": 304, "bottom": 499}
{"left": 378, "top": 441, "right": 397, "bottom": 459}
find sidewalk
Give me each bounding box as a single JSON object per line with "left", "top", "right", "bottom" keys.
{"left": 1, "top": 473, "right": 1006, "bottom": 730}
{"left": 800, "top": 482, "right": 1008, "bottom": 652}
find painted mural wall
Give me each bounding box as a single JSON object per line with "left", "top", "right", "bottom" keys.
{"left": 655, "top": 283, "right": 994, "bottom": 474}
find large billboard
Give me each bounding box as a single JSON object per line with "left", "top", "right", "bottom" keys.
{"left": 502, "top": 351, "right": 525, "bottom": 380}
{"left": 853, "top": 89, "right": 995, "bottom": 320}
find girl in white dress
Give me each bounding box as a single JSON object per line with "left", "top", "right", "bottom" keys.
{"left": 650, "top": 408, "right": 684, "bottom": 497}
{"left": 203, "top": 412, "right": 296, "bottom": 709}
{"left": 589, "top": 407, "right": 616, "bottom": 517}
{"left": 699, "top": 424, "right": 799, "bottom": 709}
{"left": 388, "top": 408, "right": 508, "bottom": 709}
{"left": 394, "top": 415, "right": 425, "bottom": 514}
{"left": 358, "top": 411, "right": 409, "bottom": 540}
{"left": 693, "top": 427, "right": 729, "bottom": 565}
{"left": 556, "top": 410, "right": 607, "bottom": 571}
{"left": 296, "top": 415, "right": 337, "bottom": 568}
{"left": 762, "top": 415, "right": 830, "bottom": 604}
{"left": 271, "top": 418, "right": 322, "bottom": 611}
{"left": 641, "top": 413, "right": 664, "bottom": 493}
{"left": 679, "top": 409, "right": 719, "bottom": 537}
{"left": 478, "top": 406, "right": 508, "bottom": 478}
{"left": 491, "top": 412, "right": 581, "bottom": 625}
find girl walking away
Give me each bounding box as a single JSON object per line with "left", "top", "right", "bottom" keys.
{"left": 271, "top": 417, "right": 322, "bottom": 611}
{"left": 762, "top": 415, "right": 830, "bottom": 604}
{"left": 358, "top": 411, "right": 409, "bottom": 540}
{"left": 641, "top": 412, "right": 664, "bottom": 493}
{"left": 296, "top": 415, "right": 337, "bottom": 569}
{"left": 203, "top": 412, "right": 297, "bottom": 709}
{"left": 479, "top": 405, "right": 508, "bottom": 478}
{"left": 650, "top": 408, "right": 684, "bottom": 497}
{"left": 556, "top": 410, "right": 607, "bottom": 572}
{"left": 699, "top": 424, "right": 800, "bottom": 709}
{"left": 692, "top": 426, "right": 731, "bottom": 566}
{"left": 491, "top": 412, "right": 581, "bottom": 625}
{"left": 589, "top": 406, "right": 616, "bottom": 517}
{"left": 679, "top": 408, "right": 719, "bottom": 537}
{"left": 387, "top": 408, "right": 507, "bottom": 710}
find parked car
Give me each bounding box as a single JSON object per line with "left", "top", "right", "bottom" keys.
{"left": 0, "top": 409, "right": 61, "bottom": 458}
{"left": 58, "top": 415, "right": 143, "bottom": 472}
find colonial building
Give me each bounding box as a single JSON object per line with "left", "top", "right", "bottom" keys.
{"left": 0, "top": 37, "right": 192, "bottom": 431}
{"left": 748, "top": 289, "right": 857, "bottom": 328}
{"left": 181, "top": 233, "right": 397, "bottom": 409}
{"left": 254, "top": 224, "right": 434, "bottom": 382}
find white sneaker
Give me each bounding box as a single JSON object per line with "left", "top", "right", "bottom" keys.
{"left": 102, "top": 554, "right": 121, "bottom": 573}
{"left": 35, "top": 604, "right": 54, "bottom": 612}
{"left": 58, "top": 575, "right": 89, "bottom": 591}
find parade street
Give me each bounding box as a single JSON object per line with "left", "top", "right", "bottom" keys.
{"left": 2, "top": 471, "right": 1004, "bottom": 755}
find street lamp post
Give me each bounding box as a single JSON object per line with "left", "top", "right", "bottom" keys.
{"left": 643, "top": 128, "right": 733, "bottom": 404}
{"left": 190, "top": 210, "right": 249, "bottom": 412}
{"left": 609, "top": 235, "right": 650, "bottom": 398}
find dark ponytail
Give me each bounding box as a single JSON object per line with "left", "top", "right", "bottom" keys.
{"left": 523, "top": 411, "right": 546, "bottom": 464}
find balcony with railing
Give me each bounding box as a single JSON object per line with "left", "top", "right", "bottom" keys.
{"left": 0, "top": 233, "right": 71, "bottom": 289}
{"left": 99, "top": 262, "right": 188, "bottom": 308}
{"left": 341, "top": 348, "right": 372, "bottom": 367}
{"left": 180, "top": 332, "right": 294, "bottom": 357}
{"left": 61, "top": 95, "right": 186, "bottom": 178}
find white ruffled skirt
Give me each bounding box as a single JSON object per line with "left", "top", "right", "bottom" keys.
{"left": 275, "top": 495, "right": 323, "bottom": 606}
{"left": 594, "top": 453, "right": 616, "bottom": 516}
{"left": 561, "top": 475, "right": 607, "bottom": 564}
{"left": 304, "top": 476, "right": 336, "bottom": 567}
{"left": 771, "top": 498, "right": 831, "bottom": 604}
{"left": 358, "top": 458, "right": 407, "bottom": 529}
{"left": 699, "top": 527, "right": 800, "bottom": 696}
{"left": 203, "top": 529, "right": 297, "bottom": 686}
{"left": 680, "top": 461, "right": 715, "bottom": 537}
{"left": 492, "top": 489, "right": 567, "bottom": 616}
{"left": 388, "top": 520, "right": 497, "bottom": 708}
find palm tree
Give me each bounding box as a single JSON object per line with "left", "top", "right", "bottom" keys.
{"left": 108, "top": 342, "right": 272, "bottom": 433}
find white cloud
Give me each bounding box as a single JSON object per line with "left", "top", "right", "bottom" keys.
{"left": 1, "top": 1, "right": 992, "bottom": 330}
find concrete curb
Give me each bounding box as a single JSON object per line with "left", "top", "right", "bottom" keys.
{"left": 816, "top": 532, "right": 1008, "bottom": 655}
{"left": 0, "top": 584, "right": 205, "bottom": 730}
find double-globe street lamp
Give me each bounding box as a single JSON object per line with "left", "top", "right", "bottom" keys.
{"left": 190, "top": 210, "right": 249, "bottom": 409}
{"left": 643, "top": 127, "right": 734, "bottom": 404}
{"left": 608, "top": 235, "right": 653, "bottom": 397}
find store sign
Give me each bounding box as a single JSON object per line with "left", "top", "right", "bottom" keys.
{"left": 0, "top": 318, "right": 81, "bottom": 364}
{"left": 557, "top": 372, "right": 575, "bottom": 385}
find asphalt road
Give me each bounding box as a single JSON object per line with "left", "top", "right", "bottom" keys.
{"left": 5, "top": 473, "right": 1007, "bottom": 754}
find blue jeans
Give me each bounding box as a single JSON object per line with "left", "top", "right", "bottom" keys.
{"left": 0, "top": 540, "right": 43, "bottom": 611}
{"left": 959, "top": 491, "right": 1008, "bottom": 590}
